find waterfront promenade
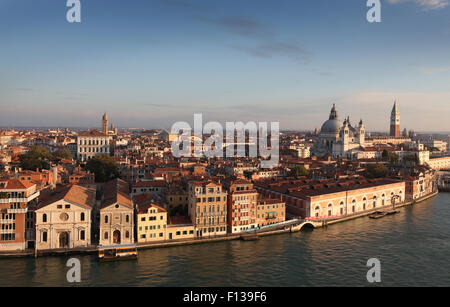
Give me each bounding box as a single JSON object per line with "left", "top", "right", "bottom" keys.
{"left": 0, "top": 190, "right": 439, "bottom": 259}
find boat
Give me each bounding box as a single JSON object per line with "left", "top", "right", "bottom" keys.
{"left": 385, "top": 209, "right": 400, "bottom": 216}
{"left": 98, "top": 244, "right": 138, "bottom": 262}
{"left": 369, "top": 209, "right": 400, "bottom": 219}
{"left": 369, "top": 211, "right": 388, "bottom": 219}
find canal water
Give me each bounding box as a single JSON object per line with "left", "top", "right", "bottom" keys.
{"left": 1, "top": 193, "right": 449, "bottom": 287}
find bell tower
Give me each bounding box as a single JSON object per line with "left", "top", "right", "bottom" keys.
{"left": 390, "top": 100, "right": 400, "bottom": 137}
{"left": 102, "top": 113, "right": 108, "bottom": 135}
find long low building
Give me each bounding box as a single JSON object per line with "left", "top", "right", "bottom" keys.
{"left": 254, "top": 178, "right": 405, "bottom": 220}
{"left": 427, "top": 157, "right": 450, "bottom": 170}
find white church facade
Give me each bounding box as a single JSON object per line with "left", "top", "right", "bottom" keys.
{"left": 313, "top": 104, "right": 366, "bottom": 159}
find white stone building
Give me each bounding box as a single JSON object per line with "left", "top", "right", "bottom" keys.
{"left": 35, "top": 185, "right": 95, "bottom": 250}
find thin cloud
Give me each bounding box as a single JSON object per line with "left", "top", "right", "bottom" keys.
{"left": 387, "top": 0, "right": 449, "bottom": 10}
{"left": 199, "top": 16, "right": 275, "bottom": 40}
{"left": 418, "top": 66, "right": 450, "bottom": 74}
{"left": 160, "top": 0, "right": 208, "bottom": 12}
{"left": 197, "top": 15, "right": 312, "bottom": 64}
{"left": 232, "top": 41, "right": 312, "bottom": 64}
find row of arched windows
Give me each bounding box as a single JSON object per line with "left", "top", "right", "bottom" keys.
{"left": 104, "top": 214, "right": 130, "bottom": 223}
{"left": 41, "top": 212, "right": 86, "bottom": 222}
{"left": 314, "top": 190, "right": 403, "bottom": 217}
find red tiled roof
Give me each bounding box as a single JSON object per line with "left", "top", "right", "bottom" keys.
{"left": 0, "top": 179, "right": 36, "bottom": 190}
{"left": 78, "top": 130, "right": 108, "bottom": 137}
{"left": 101, "top": 178, "right": 132, "bottom": 209}
{"left": 37, "top": 185, "right": 95, "bottom": 209}
{"left": 134, "top": 193, "right": 166, "bottom": 214}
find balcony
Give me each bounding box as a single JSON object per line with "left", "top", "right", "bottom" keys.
{"left": 0, "top": 229, "right": 15, "bottom": 234}
{"left": 0, "top": 191, "right": 40, "bottom": 204}
{"left": 7, "top": 208, "right": 28, "bottom": 214}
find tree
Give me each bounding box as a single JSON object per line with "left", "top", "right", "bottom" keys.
{"left": 403, "top": 154, "right": 420, "bottom": 166}
{"left": 170, "top": 205, "right": 187, "bottom": 216}
{"left": 19, "top": 146, "right": 54, "bottom": 170}
{"left": 53, "top": 148, "right": 73, "bottom": 161}
{"left": 364, "top": 163, "right": 388, "bottom": 179}
{"left": 85, "top": 155, "right": 118, "bottom": 182}
{"left": 381, "top": 150, "right": 398, "bottom": 164}
{"left": 381, "top": 149, "right": 389, "bottom": 161}
{"left": 289, "top": 165, "right": 309, "bottom": 178}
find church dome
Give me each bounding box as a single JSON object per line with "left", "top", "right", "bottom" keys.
{"left": 320, "top": 119, "right": 341, "bottom": 133}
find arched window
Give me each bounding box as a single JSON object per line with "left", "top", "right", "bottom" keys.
{"left": 42, "top": 214, "right": 47, "bottom": 223}
{"left": 105, "top": 215, "right": 108, "bottom": 223}
{"left": 126, "top": 215, "right": 129, "bottom": 223}
{"left": 81, "top": 212, "right": 85, "bottom": 221}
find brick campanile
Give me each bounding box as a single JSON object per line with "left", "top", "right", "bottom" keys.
{"left": 390, "top": 100, "right": 400, "bottom": 137}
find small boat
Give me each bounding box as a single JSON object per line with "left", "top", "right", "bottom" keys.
{"left": 369, "top": 211, "right": 388, "bottom": 219}
{"left": 369, "top": 209, "right": 400, "bottom": 219}
{"left": 385, "top": 209, "right": 400, "bottom": 216}
{"left": 98, "top": 244, "right": 138, "bottom": 262}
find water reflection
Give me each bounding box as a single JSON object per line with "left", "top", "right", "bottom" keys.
{"left": 0, "top": 193, "right": 449, "bottom": 287}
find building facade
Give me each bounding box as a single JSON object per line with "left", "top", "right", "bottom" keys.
{"left": 0, "top": 179, "right": 40, "bottom": 251}
{"left": 99, "top": 179, "right": 135, "bottom": 246}
{"left": 256, "top": 199, "right": 286, "bottom": 227}
{"left": 188, "top": 180, "right": 227, "bottom": 237}
{"left": 35, "top": 185, "right": 95, "bottom": 250}
{"left": 76, "top": 130, "right": 110, "bottom": 162}
{"left": 135, "top": 193, "right": 167, "bottom": 243}
{"left": 225, "top": 179, "right": 258, "bottom": 233}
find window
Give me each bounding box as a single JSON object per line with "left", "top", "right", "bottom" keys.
{"left": 42, "top": 214, "right": 47, "bottom": 223}
{"left": 126, "top": 215, "right": 129, "bottom": 223}
{"left": 65, "top": 204, "right": 70, "bottom": 209}
{"left": 81, "top": 212, "right": 85, "bottom": 221}
{"left": 80, "top": 230, "right": 85, "bottom": 240}
{"left": 43, "top": 231, "right": 47, "bottom": 242}
{"left": 105, "top": 215, "right": 108, "bottom": 223}
{"left": 104, "top": 232, "right": 108, "bottom": 239}
{"left": 125, "top": 231, "right": 130, "bottom": 238}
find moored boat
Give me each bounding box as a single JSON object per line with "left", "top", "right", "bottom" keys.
{"left": 98, "top": 244, "right": 138, "bottom": 262}
{"left": 369, "top": 211, "right": 388, "bottom": 219}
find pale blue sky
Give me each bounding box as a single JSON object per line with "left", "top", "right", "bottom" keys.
{"left": 0, "top": 0, "right": 449, "bottom": 131}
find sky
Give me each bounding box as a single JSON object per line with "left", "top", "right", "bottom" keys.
{"left": 0, "top": 0, "right": 449, "bottom": 132}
